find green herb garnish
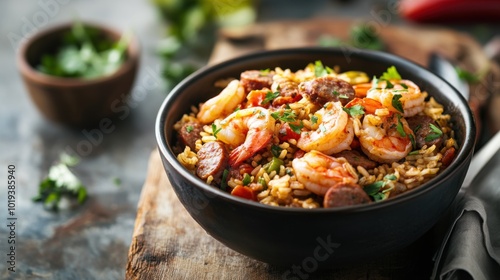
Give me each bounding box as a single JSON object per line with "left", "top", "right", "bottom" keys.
{"left": 311, "top": 115, "right": 318, "bottom": 125}
{"left": 260, "top": 68, "right": 271, "bottom": 75}
{"left": 37, "top": 21, "right": 130, "bottom": 79}
{"left": 289, "top": 121, "right": 304, "bottom": 134}
{"left": 363, "top": 173, "right": 397, "bottom": 202}
{"left": 343, "top": 104, "right": 365, "bottom": 117}
{"left": 271, "top": 145, "right": 283, "bottom": 158}
{"left": 314, "top": 60, "right": 333, "bottom": 77}
{"left": 271, "top": 109, "right": 298, "bottom": 123}
{"left": 392, "top": 94, "right": 404, "bottom": 114}
{"left": 212, "top": 123, "right": 221, "bottom": 138}
{"left": 380, "top": 66, "right": 402, "bottom": 81}
{"left": 396, "top": 115, "right": 407, "bottom": 137}
{"left": 262, "top": 91, "right": 280, "bottom": 105}
{"left": 409, "top": 134, "right": 416, "bottom": 150}
{"left": 33, "top": 153, "right": 87, "bottom": 210}
{"left": 186, "top": 125, "right": 194, "bottom": 133}
{"left": 425, "top": 124, "right": 443, "bottom": 141}
{"left": 220, "top": 169, "right": 229, "bottom": 191}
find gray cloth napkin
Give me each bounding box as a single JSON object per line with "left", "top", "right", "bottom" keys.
{"left": 432, "top": 149, "right": 500, "bottom": 280}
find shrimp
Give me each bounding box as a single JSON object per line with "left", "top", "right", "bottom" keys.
{"left": 366, "top": 79, "right": 425, "bottom": 117}
{"left": 292, "top": 150, "right": 358, "bottom": 196}
{"left": 297, "top": 101, "right": 354, "bottom": 155}
{"left": 358, "top": 112, "right": 415, "bottom": 163}
{"left": 197, "top": 79, "right": 246, "bottom": 124}
{"left": 215, "top": 107, "right": 275, "bottom": 167}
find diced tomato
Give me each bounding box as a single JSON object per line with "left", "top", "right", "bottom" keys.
{"left": 239, "top": 164, "right": 254, "bottom": 176}
{"left": 278, "top": 122, "right": 301, "bottom": 142}
{"left": 231, "top": 185, "right": 257, "bottom": 201}
{"left": 271, "top": 95, "right": 303, "bottom": 107}
{"left": 246, "top": 89, "right": 270, "bottom": 108}
{"left": 442, "top": 147, "right": 456, "bottom": 167}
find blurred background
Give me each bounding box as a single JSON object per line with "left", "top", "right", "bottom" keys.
{"left": 1, "top": 0, "right": 499, "bottom": 279}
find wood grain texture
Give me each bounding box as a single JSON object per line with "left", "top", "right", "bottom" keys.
{"left": 127, "top": 18, "right": 499, "bottom": 279}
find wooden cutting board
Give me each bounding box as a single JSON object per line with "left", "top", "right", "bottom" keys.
{"left": 126, "top": 18, "right": 499, "bottom": 280}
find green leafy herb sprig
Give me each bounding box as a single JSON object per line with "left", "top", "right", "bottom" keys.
{"left": 363, "top": 174, "right": 397, "bottom": 202}
{"left": 152, "top": 0, "right": 256, "bottom": 90}
{"left": 37, "top": 21, "right": 130, "bottom": 79}
{"left": 33, "top": 153, "right": 87, "bottom": 211}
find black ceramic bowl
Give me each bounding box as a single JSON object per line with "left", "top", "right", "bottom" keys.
{"left": 155, "top": 48, "right": 476, "bottom": 268}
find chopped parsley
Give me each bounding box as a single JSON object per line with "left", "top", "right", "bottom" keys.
{"left": 310, "top": 115, "right": 318, "bottom": 125}
{"left": 380, "top": 66, "right": 402, "bottom": 81}
{"left": 396, "top": 115, "right": 407, "bottom": 137}
{"left": 333, "top": 90, "right": 349, "bottom": 99}
{"left": 392, "top": 94, "right": 404, "bottom": 114}
{"left": 271, "top": 145, "right": 283, "bottom": 158}
{"left": 289, "top": 121, "right": 304, "bottom": 134}
{"left": 343, "top": 104, "right": 365, "bottom": 117}
{"left": 385, "top": 80, "right": 394, "bottom": 89}
{"left": 400, "top": 83, "right": 408, "bottom": 89}
{"left": 409, "top": 134, "right": 416, "bottom": 150}
{"left": 314, "top": 60, "right": 333, "bottom": 77}
{"left": 425, "top": 123, "right": 443, "bottom": 141}
{"left": 259, "top": 68, "right": 271, "bottom": 75}
{"left": 212, "top": 124, "right": 221, "bottom": 138}
{"left": 33, "top": 153, "right": 87, "bottom": 211}
{"left": 262, "top": 91, "right": 280, "bottom": 105}
{"left": 186, "top": 125, "right": 194, "bottom": 133}
{"left": 220, "top": 169, "right": 229, "bottom": 191}
{"left": 271, "top": 109, "right": 298, "bottom": 123}
{"left": 363, "top": 173, "right": 397, "bottom": 202}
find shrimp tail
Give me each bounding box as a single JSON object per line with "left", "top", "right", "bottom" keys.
{"left": 229, "top": 133, "right": 272, "bottom": 167}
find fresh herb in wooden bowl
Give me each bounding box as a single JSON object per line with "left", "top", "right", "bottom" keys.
{"left": 37, "top": 21, "right": 130, "bottom": 79}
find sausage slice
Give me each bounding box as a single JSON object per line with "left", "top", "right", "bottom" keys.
{"left": 196, "top": 141, "right": 229, "bottom": 181}
{"left": 406, "top": 115, "right": 444, "bottom": 149}
{"left": 299, "top": 76, "right": 355, "bottom": 106}
{"left": 332, "top": 150, "right": 377, "bottom": 170}
{"left": 240, "top": 70, "right": 274, "bottom": 93}
{"left": 323, "top": 183, "right": 371, "bottom": 208}
{"left": 179, "top": 121, "right": 203, "bottom": 150}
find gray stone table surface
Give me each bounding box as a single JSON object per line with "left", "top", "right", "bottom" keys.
{"left": 0, "top": 1, "right": 499, "bottom": 280}
{"left": 0, "top": 1, "right": 166, "bottom": 279}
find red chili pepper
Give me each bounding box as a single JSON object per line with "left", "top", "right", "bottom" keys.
{"left": 399, "top": 0, "right": 500, "bottom": 23}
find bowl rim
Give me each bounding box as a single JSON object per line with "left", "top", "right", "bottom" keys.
{"left": 156, "top": 47, "right": 476, "bottom": 213}
{"left": 16, "top": 20, "right": 140, "bottom": 87}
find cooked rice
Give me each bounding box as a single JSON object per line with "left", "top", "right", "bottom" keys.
{"left": 174, "top": 65, "right": 458, "bottom": 208}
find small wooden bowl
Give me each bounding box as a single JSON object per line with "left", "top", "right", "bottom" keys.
{"left": 17, "top": 22, "right": 140, "bottom": 127}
